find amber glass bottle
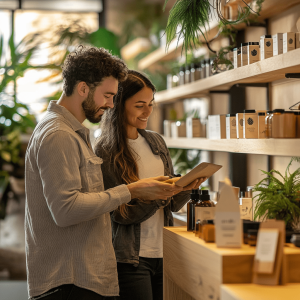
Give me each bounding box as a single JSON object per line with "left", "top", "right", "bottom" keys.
{"left": 186, "top": 189, "right": 200, "bottom": 232}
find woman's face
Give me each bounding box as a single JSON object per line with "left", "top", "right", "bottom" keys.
{"left": 124, "top": 87, "right": 154, "bottom": 130}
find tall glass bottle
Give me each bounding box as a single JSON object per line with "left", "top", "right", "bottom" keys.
{"left": 187, "top": 189, "right": 200, "bottom": 232}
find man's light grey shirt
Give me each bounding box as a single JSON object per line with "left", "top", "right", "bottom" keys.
{"left": 25, "top": 101, "right": 131, "bottom": 298}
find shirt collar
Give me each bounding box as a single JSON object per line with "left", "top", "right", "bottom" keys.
{"left": 47, "top": 100, "right": 87, "bottom": 133}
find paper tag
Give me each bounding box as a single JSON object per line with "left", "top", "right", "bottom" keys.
{"left": 255, "top": 228, "right": 279, "bottom": 274}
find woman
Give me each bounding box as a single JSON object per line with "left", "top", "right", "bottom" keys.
{"left": 94, "top": 70, "right": 206, "bottom": 300}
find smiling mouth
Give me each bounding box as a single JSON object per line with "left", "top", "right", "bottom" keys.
{"left": 138, "top": 118, "right": 148, "bottom": 122}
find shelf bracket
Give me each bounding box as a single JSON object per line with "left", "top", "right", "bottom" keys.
{"left": 285, "top": 73, "right": 300, "bottom": 79}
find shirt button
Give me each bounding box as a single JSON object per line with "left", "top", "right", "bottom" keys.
{"left": 161, "top": 200, "right": 166, "bottom": 205}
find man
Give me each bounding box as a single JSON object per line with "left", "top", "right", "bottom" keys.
{"left": 25, "top": 46, "right": 183, "bottom": 300}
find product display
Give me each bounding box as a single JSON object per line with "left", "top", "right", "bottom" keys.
{"left": 260, "top": 35, "right": 273, "bottom": 60}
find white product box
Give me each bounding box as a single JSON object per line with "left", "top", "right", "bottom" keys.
{"left": 272, "top": 33, "right": 283, "bottom": 56}
{"left": 208, "top": 115, "right": 226, "bottom": 139}
{"left": 283, "top": 32, "right": 295, "bottom": 53}
{"left": 260, "top": 35, "right": 273, "bottom": 60}
{"left": 226, "top": 114, "right": 237, "bottom": 139}
{"left": 186, "top": 117, "right": 202, "bottom": 138}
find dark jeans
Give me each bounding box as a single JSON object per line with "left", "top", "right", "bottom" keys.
{"left": 31, "top": 284, "right": 116, "bottom": 300}
{"left": 117, "top": 257, "right": 163, "bottom": 300}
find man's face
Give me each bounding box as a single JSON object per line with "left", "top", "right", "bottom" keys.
{"left": 81, "top": 76, "right": 118, "bottom": 124}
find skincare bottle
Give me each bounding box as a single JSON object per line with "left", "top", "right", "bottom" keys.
{"left": 258, "top": 112, "right": 267, "bottom": 139}
{"left": 271, "top": 109, "right": 285, "bottom": 138}
{"left": 195, "top": 63, "right": 202, "bottom": 81}
{"left": 243, "top": 110, "right": 258, "bottom": 139}
{"left": 187, "top": 189, "right": 200, "bottom": 232}
{"left": 178, "top": 66, "right": 185, "bottom": 86}
{"left": 185, "top": 65, "right": 191, "bottom": 84}
{"left": 260, "top": 35, "right": 273, "bottom": 60}
{"left": 248, "top": 42, "right": 260, "bottom": 64}
{"left": 239, "top": 191, "right": 253, "bottom": 221}
{"left": 195, "top": 190, "right": 215, "bottom": 224}
{"left": 283, "top": 32, "right": 295, "bottom": 53}
{"left": 241, "top": 42, "right": 248, "bottom": 66}
{"left": 233, "top": 48, "right": 239, "bottom": 69}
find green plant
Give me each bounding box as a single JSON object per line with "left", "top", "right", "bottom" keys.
{"left": 169, "top": 148, "right": 201, "bottom": 175}
{"left": 253, "top": 157, "right": 300, "bottom": 230}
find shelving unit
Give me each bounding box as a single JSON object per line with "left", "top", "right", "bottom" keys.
{"left": 138, "top": 0, "right": 300, "bottom": 70}
{"left": 164, "top": 137, "right": 300, "bottom": 157}
{"left": 154, "top": 48, "right": 300, "bottom": 104}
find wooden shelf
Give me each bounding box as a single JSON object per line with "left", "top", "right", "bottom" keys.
{"left": 138, "top": 0, "right": 300, "bottom": 70}
{"left": 164, "top": 137, "right": 300, "bottom": 156}
{"left": 154, "top": 48, "right": 300, "bottom": 103}
{"left": 221, "top": 283, "right": 300, "bottom": 300}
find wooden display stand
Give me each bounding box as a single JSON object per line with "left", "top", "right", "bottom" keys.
{"left": 163, "top": 226, "right": 300, "bottom": 300}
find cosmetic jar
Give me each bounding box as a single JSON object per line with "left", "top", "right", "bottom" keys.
{"left": 271, "top": 109, "right": 285, "bottom": 138}
{"left": 248, "top": 229, "right": 258, "bottom": 246}
{"left": 280, "top": 111, "right": 296, "bottom": 138}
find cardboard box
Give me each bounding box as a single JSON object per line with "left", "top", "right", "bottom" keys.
{"left": 241, "top": 43, "right": 248, "bottom": 66}
{"left": 244, "top": 111, "right": 258, "bottom": 139}
{"left": 186, "top": 117, "right": 202, "bottom": 138}
{"left": 226, "top": 114, "right": 237, "bottom": 139}
{"left": 236, "top": 113, "right": 244, "bottom": 139}
{"left": 260, "top": 35, "right": 273, "bottom": 60}
{"left": 248, "top": 43, "right": 260, "bottom": 64}
{"left": 272, "top": 33, "right": 283, "bottom": 56}
{"left": 283, "top": 32, "right": 295, "bottom": 53}
{"left": 208, "top": 115, "right": 226, "bottom": 139}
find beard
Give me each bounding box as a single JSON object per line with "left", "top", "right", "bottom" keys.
{"left": 81, "top": 90, "right": 105, "bottom": 124}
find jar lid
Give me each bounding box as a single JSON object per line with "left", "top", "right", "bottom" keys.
{"left": 261, "top": 35, "right": 272, "bottom": 38}
{"left": 248, "top": 42, "right": 259, "bottom": 45}
{"left": 190, "top": 189, "right": 200, "bottom": 200}
{"left": 200, "top": 190, "right": 210, "bottom": 201}
{"left": 267, "top": 110, "right": 273, "bottom": 113}
{"left": 244, "top": 110, "right": 256, "bottom": 113}
{"left": 241, "top": 42, "right": 248, "bottom": 46}
{"left": 226, "top": 114, "right": 236, "bottom": 117}
{"left": 258, "top": 112, "right": 266, "bottom": 116}
{"left": 273, "top": 109, "right": 285, "bottom": 112}
{"left": 294, "top": 112, "right": 300, "bottom": 115}
{"left": 284, "top": 111, "right": 295, "bottom": 114}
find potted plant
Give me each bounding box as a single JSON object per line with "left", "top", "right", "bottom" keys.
{"left": 253, "top": 157, "right": 300, "bottom": 231}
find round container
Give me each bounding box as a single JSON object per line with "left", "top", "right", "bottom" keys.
{"left": 281, "top": 111, "right": 296, "bottom": 138}
{"left": 271, "top": 109, "right": 285, "bottom": 138}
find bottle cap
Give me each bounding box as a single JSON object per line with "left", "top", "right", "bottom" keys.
{"left": 190, "top": 189, "right": 200, "bottom": 200}
{"left": 248, "top": 42, "right": 259, "bottom": 45}
{"left": 283, "top": 111, "right": 295, "bottom": 114}
{"left": 267, "top": 110, "right": 273, "bottom": 114}
{"left": 260, "top": 35, "right": 272, "bottom": 38}
{"left": 273, "top": 109, "right": 285, "bottom": 112}
{"left": 258, "top": 112, "right": 266, "bottom": 116}
{"left": 200, "top": 190, "right": 210, "bottom": 201}
{"left": 244, "top": 110, "right": 256, "bottom": 113}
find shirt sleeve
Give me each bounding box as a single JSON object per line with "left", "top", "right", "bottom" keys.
{"left": 37, "top": 130, "right": 131, "bottom": 227}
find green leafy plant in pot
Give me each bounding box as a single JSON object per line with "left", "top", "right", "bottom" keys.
{"left": 253, "top": 157, "right": 300, "bottom": 231}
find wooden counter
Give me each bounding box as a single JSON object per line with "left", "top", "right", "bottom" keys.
{"left": 163, "top": 226, "right": 300, "bottom": 300}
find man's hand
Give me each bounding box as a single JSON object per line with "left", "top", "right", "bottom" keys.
{"left": 127, "top": 176, "right": 183, "bottom": 200}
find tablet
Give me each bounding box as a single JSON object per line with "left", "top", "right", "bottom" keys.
{"left": 166, "top": 162, "right": 222, "bottom": 187}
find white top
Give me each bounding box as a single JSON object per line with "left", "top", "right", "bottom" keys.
{"left": 128, "top": 133, "right": 165, "bottom": 258}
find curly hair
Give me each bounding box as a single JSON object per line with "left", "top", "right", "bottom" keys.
{"left": 62, "top": 45, "right": 128, "bottom": 96}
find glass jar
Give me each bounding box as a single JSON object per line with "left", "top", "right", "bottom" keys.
{"left": 280, "top": 111, "right": 296, "bottom": 138}
{"left": 248, "top": 229, "right": 258, "bottom": 246}
{"left": 271, "top": 109, "right": 285, "bottom": 138}
{"left": 265, "top": 110, "right": 273, "bottom": 138}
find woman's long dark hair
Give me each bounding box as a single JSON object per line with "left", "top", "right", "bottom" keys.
{"left": 95, "top": 70, "right": 156, "bottom": 217}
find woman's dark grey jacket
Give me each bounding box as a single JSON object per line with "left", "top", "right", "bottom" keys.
{"left": 95, "top": 129, "right": 190, "bottom": 266}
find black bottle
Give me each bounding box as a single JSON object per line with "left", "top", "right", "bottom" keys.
{"left": 187, "top": 189, "right": 200, "bottom": 232}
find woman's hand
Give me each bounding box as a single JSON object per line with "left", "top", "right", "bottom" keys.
{"left": 181, "top": 177, "right": 207, "bottom": 191}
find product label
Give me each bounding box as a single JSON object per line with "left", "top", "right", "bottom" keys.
{"left": 199, "top": 207, "right": 215, "bottom": 221}
{"left": 239, "top": 198, "right": 253, "bottom": 220}
{"left": 215, "top": 212, "right": 242, "bottom": 247}
{"left": 255, "top": 229, "right": 279, "bottom": 273}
